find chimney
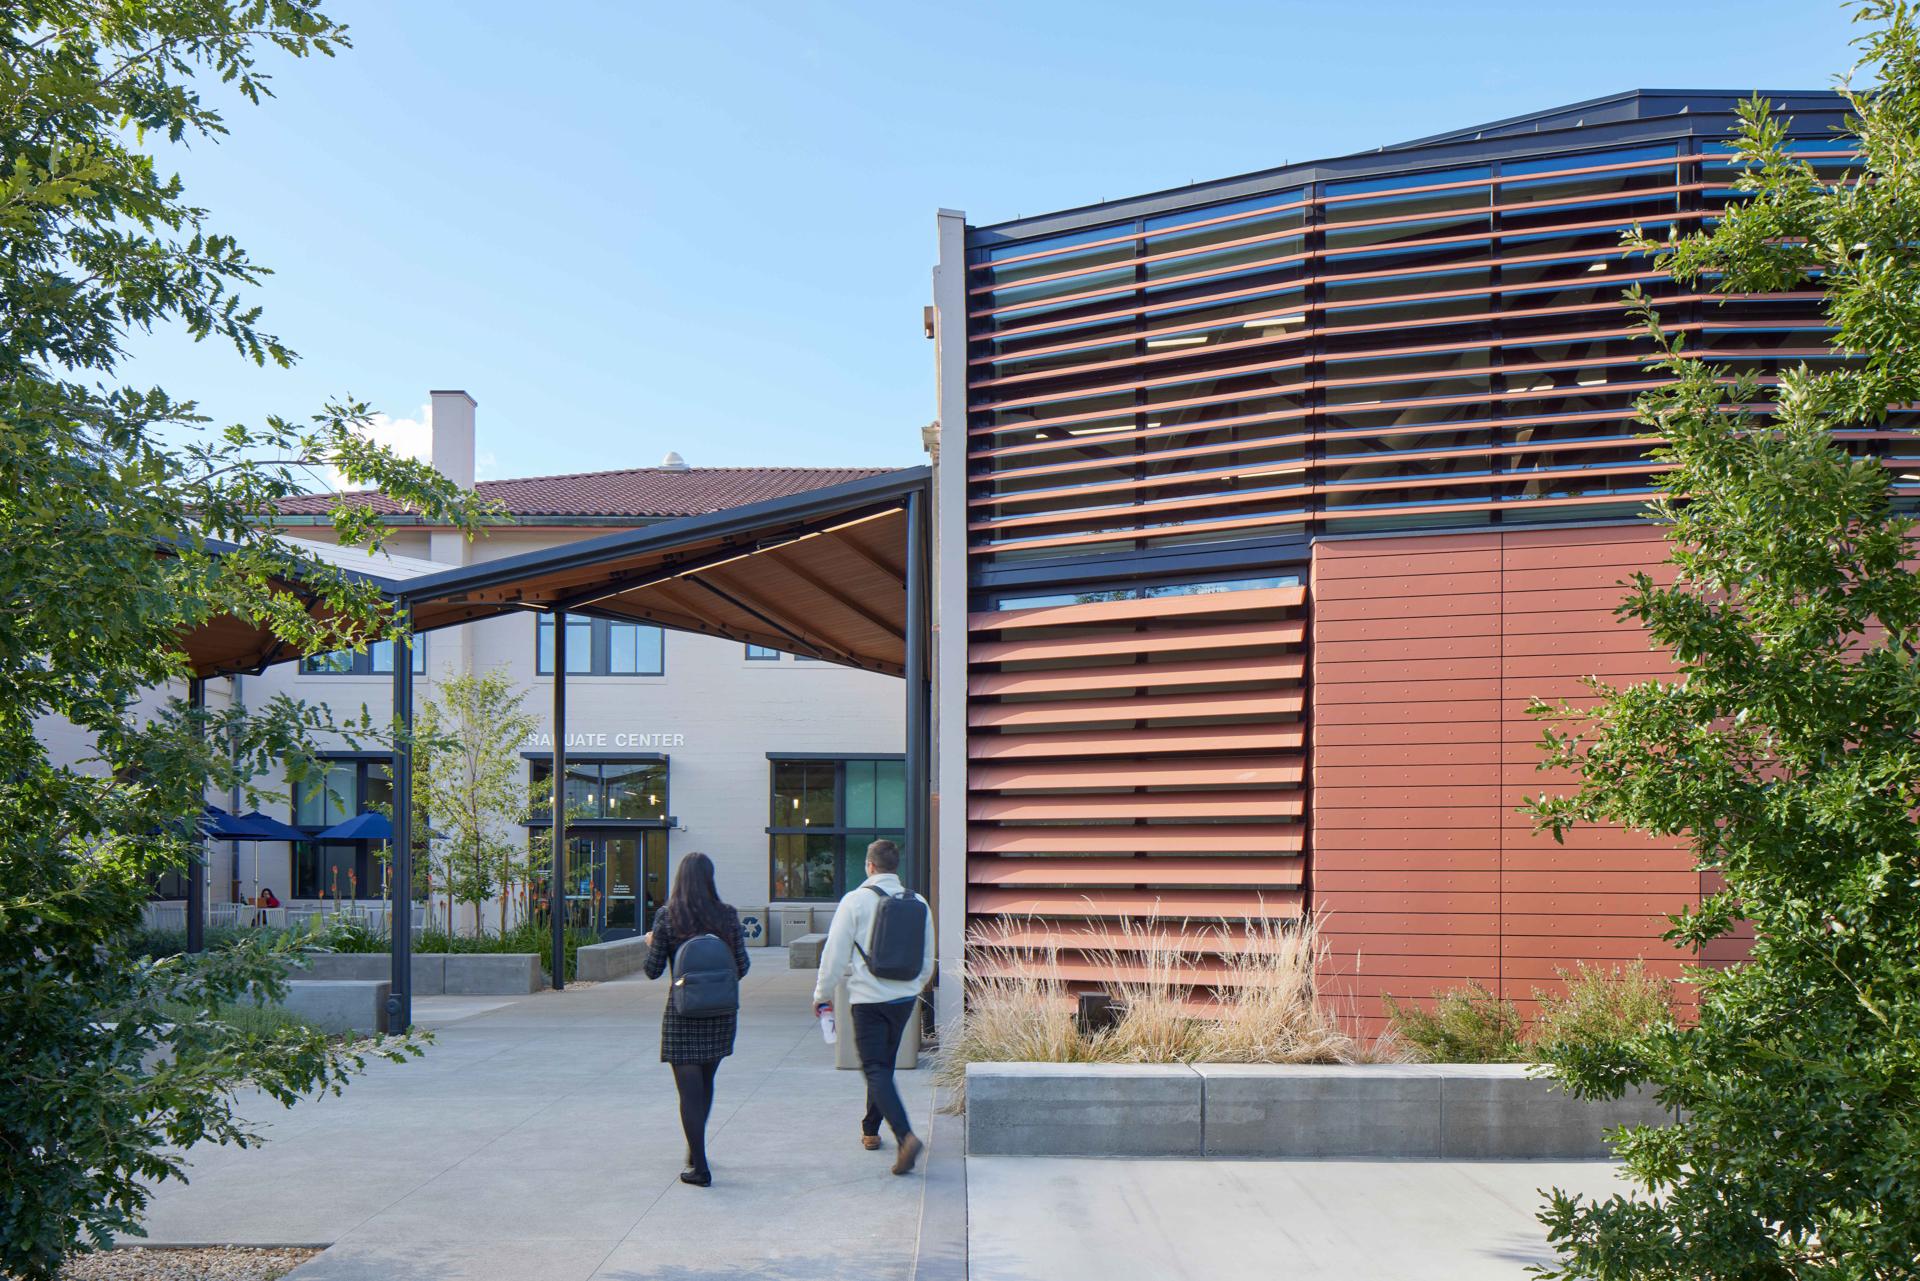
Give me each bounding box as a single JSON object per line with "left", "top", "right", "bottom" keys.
{"left": 428, "top": 390, "right": 477, "bottom": 490}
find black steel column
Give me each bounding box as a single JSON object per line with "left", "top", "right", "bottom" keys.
{"left": 186, "top": 676, "right": 206, "bottom": 954}
{"left": 903, "top": 490, "right": 930, "bottom": 894}
{"left": 551, "top": 610, "right": 568, "bottom": 990}
{"left": 391, "top": 631, "right": 414, "bottom": 1031}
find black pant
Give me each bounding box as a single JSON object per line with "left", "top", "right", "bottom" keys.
{"left": 671, "top": 1060, "right": 720, "bottom": 1172}
{"left": 852, "top": 998, "right": 915, "bottom": 1142}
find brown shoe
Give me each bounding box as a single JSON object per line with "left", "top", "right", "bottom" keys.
{"left": 891, "top": 1133, "right": 924, "bottom": 1176}
{"left": 861, "top": 1131, "right": 882, "bottom": 1151}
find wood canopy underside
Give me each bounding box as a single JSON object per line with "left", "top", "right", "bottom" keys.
{"left": 179, "top": 497, "right": 914, "bottom": 679}
{"left": 412, "top": 507, "right": 910, "bottom": 675}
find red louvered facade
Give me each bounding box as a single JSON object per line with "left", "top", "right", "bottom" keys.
{"left": 932, "top": 89, "right": 1902, "bottom": 1021}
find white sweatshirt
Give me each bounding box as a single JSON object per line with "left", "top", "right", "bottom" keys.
{"left": 811, "top": 872, "right": 936, "bottom": 1007}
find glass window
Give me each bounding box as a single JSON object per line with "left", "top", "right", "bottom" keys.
{"left": 566, "top": 761, "right": 600, "bottom": 817}
{"left": 602, "top": 761, "right": 666, "bottom": 820}
{"left": 300, "top": 649, "right": 354, "bottom": 675}
{"left": 772, "top": 833, "right": 837, "bottom": 901}
{"left": 767, "top": 757, "right": 907, "bottom": 901}
{"left": 607, "top": 623, "right": 664, "bottom": 675}
{"left": 537, "top": 616, "right": 663, "bottom": 676}
{"left": 745, "top": 644, "right": 781, "bottom": 661}
{"left": 289, "top": 757, "right": 401, "bottom": 900}
{"left": 536, "top": 616, "right": 594, "bottom": 675}
{"left": 301, "top": 639, "right": 423, "bottom": 675}
{"left": 293, "top": 761, "right": 355, "bottom": 827}
{"left": 529, "top": 758, "right": 668, "bottom": 823}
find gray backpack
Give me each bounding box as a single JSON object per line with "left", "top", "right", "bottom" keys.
{"left": 854, "top": 884, "right": 928, "bottom": 981}
{"left": 671, "top": 933, "right": 739, "bottom": 1017}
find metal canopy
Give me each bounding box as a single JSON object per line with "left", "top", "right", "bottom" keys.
{"left": 170, "top": 465, "right": 934, "bottom": 1034}
{"left": 172, "top": 468, "right": 930, "bottom": 679}
{"left": 398, "top": 467, "right": 930, "bottom": 677}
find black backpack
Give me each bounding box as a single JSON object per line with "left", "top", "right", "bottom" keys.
{"left": 671, "top": 932, "right": 739, "bottom": 1018}
{"left": 854, "top": 884, "right": 928, "bottom": 982}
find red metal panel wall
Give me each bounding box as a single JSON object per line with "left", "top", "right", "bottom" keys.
{"left": 1312, "top": 523, "right": 1699, "bottom": 1034}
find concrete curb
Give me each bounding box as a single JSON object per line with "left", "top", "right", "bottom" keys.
{"left": 576, "top": 935, "right": 648, "bottom": 982}
{"left": 967, "top": 1063, "right": 1203, "bottom": 1157}
{"left": 298, "top": 952, "right": 446, "bottom": 995}
{"left": 443, "top": 953, "right": 543, "bottom": 994}
{"left": 277, "top": 980, "right": 389, "bottom": 1035}
{"left": 299, "top": 951, "right": 543, "bottom": 995}
{"left": 912, "top": 1087, "right": 969, "bottom": 1281}
{"left": 965, "top": 1062, "right": 1672, "bottom": 1159}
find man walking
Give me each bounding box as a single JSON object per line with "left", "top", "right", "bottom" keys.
{"left": 812, "top": 838, "right": 935, "bottom": 1175}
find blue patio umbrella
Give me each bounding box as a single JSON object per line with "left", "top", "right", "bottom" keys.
{"left": 230, "top": 811, "right": 307, "bottom": 842}
{"left": 219, "top": 809, "right": 310, "bottom": 911}
{"left": 312, "top": 810, "right": 393, "bottom": 843}
{"left": 196, "top": 804, "right": 245, "bottom": 838}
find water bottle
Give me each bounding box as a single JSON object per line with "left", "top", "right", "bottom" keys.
{"left": 818, "top": 1006, "right": 837, "bottom": 1045}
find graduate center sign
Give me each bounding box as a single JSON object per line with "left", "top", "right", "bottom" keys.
{"left": 523, "top": 731, "right": 686, "bottom": 750}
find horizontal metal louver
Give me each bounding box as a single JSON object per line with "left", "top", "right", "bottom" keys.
{"left": 965, "top": 585, "right": 1308, "bottom": 975}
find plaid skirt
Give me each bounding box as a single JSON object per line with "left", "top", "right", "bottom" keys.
{"left": 645, "top": 912, "right": 750, "bottom": 1064}
{"left": 660, "top": 1005, "right": 739, "bottom": 1064}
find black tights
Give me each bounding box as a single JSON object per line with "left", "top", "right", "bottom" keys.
{"left": 671, "top": 1060, "right": 720, "bottom": 1172}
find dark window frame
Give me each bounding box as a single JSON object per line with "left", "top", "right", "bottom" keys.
{"left": 535, "top": 616, "right": 665, "bottom": 677}
{"left": 299, "top": 638, "right": 426, "bottom": 676}
{"left": 291, "top": 755, "right": 407, "bottom": 900}
{"left": 766, "top": 754, "right": 907, "bottom": 902}
{"left": 524, "top": 754, "right": 671, "bottom": 827}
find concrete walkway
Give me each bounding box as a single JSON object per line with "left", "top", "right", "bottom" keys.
{"left": 967, "top": 1155, "right": 1630, "bottom": 1281}
{"left": 137, "top": 949, "right": 940, "bottom": 1280}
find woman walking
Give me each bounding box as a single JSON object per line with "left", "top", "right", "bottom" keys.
{"left": 642, "top": 852, "right": 750, "bottom": 1187}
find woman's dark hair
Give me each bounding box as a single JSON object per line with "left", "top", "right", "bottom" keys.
{"left": 662, "top": 851, "right": 733, "bottom": 938}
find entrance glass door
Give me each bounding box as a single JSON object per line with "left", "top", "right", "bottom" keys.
{"left": 562, "top": 831, "right": 668, "bottom": 939}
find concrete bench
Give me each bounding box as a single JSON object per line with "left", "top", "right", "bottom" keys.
{"left": 788, "top": 932, "right": 828, "bottom": 969}
{"left": 298, "top": 951, "right": 543, "bottom": 994}
{"left": 443, "top": 953, "right": 545, "bottom": 994}
{"left": 965, "top": 1061, "right": 1676, "bottom": 1159}
{"left": 274, "top": 980, "right": 390, "bottom": 1036}
{"left": 577, "top": 935, "right": 650, "bottom": 982}
{"left": 299, "top": 951, "right": 447, "bottom": 995}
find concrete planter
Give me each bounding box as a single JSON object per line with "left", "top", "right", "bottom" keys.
{"left": 965, "top": 1062, "right": 1673, "bottom": 1160}
{"left": 299, "top": 952, "right": 447, "bottom": 995}
{"left": 300, "top": 951, "right": 543, "bottom": 995}
{"left": 576, "top": 935, "right": 649, "bottom": 982}
{"left": 968, "top": 1063, "right": 1204, "bottom": 1157}
{"left": 443, "top": 953, "right": 545, "bottom": 994}
{"left": 275, "top": 980, "right": 390, "bottom": 1036}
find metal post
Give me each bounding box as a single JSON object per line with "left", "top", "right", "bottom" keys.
{"left": 391, "top": 631, "right": 414, "bottom": 1032}
{"left": 551, "top": 610, "right": 568, "bottom": 990}
{"left": 186, "top": 676, "right": 206, "bottom": 954}
{"left": 903, "top": 490, "right": 929, "bottom": 894}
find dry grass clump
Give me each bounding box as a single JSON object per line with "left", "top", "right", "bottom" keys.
{"left": 936, "top": 912, "right": 1368, "bottom": 1105}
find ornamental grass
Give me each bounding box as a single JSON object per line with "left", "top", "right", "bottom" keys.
{"left": 935, "top": 912, "right": 1374, "bottom": 1106}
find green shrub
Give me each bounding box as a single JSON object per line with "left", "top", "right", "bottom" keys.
{"left": 132, "top": 924, "right": 289, "bottom": 959}
{"left": 1384, "top": 983, "right": 1528, "bottom": 1063}
{"left": 1388, "top": 966, "right": 1678, "bottom": 1064}
{"left": 303, "top": 913, "right": 591, "bottom": 980}
{"left": 1532, "top": 961, "right": 1674, "bottom": 1053}
{"left": 154, "top": 999, "right": 329, "bottom": 1041}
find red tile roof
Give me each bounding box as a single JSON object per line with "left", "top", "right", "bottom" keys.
{"left": 275, "top": 466, "right": 895, "bottom": 522}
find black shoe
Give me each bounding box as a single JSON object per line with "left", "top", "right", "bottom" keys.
{"left": 680, "top": 1166, "right": 712, "bottom": 1187}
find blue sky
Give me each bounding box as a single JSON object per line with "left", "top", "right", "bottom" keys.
{"left": 128, "top": 0, "right": 1859, "bottom": 482}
